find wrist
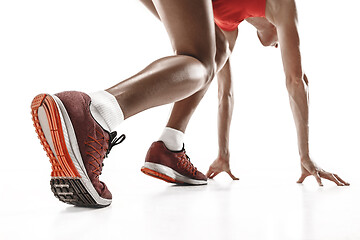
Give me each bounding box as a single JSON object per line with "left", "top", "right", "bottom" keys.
{"left": 300, "top": 153, "right": 310, "bottom": 162}
{"left": 218, "top": 149, "right": 230, "bottom": 160}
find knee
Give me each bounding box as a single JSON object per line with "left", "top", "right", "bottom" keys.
{"left": 175, "top": 51, "right": 216, "bottom": 86}
{"left": 173, "top": 39, "right": 217, "bottom": 86}
{"left": 201, "top": 59, "right": 216, "bottom": 85}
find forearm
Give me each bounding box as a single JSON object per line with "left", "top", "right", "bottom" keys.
{"left": 218, "top": 97, "right": 233, "bottom": 157}
{"left": 217, "top": 60, "right": 234, "bottom": 157}
{"left": 287, "top": 75, "right": 309, "bottom": 159}
{"left": 270, "top": 0, "right": 310, "bottom": 158}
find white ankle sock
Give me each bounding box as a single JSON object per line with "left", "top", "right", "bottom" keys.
{"left": 159, "top": 127, "right": 184, "bottom": 151}
{"left": 88, "top": 91, "right": 124, "bottom": 132}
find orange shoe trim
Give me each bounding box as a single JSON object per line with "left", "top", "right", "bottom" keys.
{"left": 141, "top": 167, "right": 184, "bottom": 184}
{"left": 31, "top": 94, "right": 81, "bottom": 178}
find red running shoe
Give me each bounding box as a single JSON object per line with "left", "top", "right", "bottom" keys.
{"left": 141, "top": 141, "right": 207, "bottom": 185}
{"left": 31, "top": 91, "right": 125, "bottom": 207}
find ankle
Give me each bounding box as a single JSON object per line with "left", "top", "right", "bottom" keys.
{"left": 159, "top": 127, "right": 184, "bottom": 151}
{"left": 89, "top": 90, "right": 124, "bottom": 132}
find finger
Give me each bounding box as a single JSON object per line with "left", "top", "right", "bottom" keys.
{"left": 226, "top": 170, "right": 239, "bottom": 180}
{"left": 206, "top": 166, "right": 216, "bottom": 178}
{"left": 296, "top": 173, "right": 308, "bottom": 183}
{"left": 206, "top": 168, "right": 213, "bottom": 178}
{"left": 334, "top": 174, "right": 350, "bottom": 186}
{"left": 313, "top": 171, "right": 323, "bottom": 186}
{"left": 209, "top": 172, "right": 219, "bottom": 179}
{"left": 319, "top": 172, "right": 344, "bottom": 186}
{"left": 209, "top": 172, "right": 220, "bottom": 179}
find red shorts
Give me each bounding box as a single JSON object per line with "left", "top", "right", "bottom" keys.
{"left": 212, "top": 0, "right": 267, "bottom": 31}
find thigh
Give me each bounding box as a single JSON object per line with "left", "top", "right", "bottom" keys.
{"left": 153, "top": 0, "right": 216, "bottom": 65}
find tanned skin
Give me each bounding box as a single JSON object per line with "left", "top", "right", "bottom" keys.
{"left": 109, "top": 0, "right": 348, "bottom": 186}
{"left": 207, "top": 0, "right": 349, "bottom": 186}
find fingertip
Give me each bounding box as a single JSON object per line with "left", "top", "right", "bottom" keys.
{"left": 297, "top": 177, "right": 304, "bottom": 183}
{"left": 314, "top": 172, "right": 323, "bottom": 186}
{"left": 227, "top": 171, "right": 239, "bottom": 181}
{"left": 318, "top": 178, "right": 323, "bottom": 186}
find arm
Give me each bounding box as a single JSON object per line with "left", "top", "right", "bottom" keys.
{"left": 272, "top": 0, "right": 349, "bottom": 186}
{"left": 217, "top": 60, "right": 233, "bottom": 160}
{"left": 206, "top": 58, "right": 239, "bottom": 180}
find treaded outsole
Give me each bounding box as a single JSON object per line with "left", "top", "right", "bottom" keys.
{"left": 31, "top": 94, "right": 65, "bottom": 177}
{"left": 31, "top": 94, "right": 80, "bottom": 178}
{"left": 141, "top": 167, "right": 184, "bottom": 184}
{"left": 50, "top": 178, "right": 108, "bottom": 208}
{"left": 31, "top": 94, "right": 109, "bottom": 208}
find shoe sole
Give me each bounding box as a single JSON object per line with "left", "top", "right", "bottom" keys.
{"left": 31, "top": 94, "right": 112, "bottom": 208}
{"left": 141, "top": 162, "right": 207, "bottom": 185}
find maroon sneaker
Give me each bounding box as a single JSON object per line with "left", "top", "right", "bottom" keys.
{"left": 141, "top": 141, "right": 207, "bottom": 185}
{"left": 31, "top": 91, "right": 125, "bottom": 207}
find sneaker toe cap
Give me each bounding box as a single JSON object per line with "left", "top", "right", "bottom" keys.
{"left": 196, "top": 170, "right": 208, "bottom": 181}
{"left": 101, "top": 189, "right": 112, "bottom": 200}
{"left": 96, "top": 181, "right": 112, "bottom": 200}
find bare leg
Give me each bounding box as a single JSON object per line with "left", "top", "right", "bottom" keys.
{"left": 139, "top": 0, "right": 238, "bottom": 132}
{"left": 167, "top": 28, "right": 238, "bottom": 132}
{"left": 107, "top": 0, "right": 216, "bottom": 119}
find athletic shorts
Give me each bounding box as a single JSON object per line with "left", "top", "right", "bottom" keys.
{"left": 212, "top": 0, "right": 267, "bottom": 31}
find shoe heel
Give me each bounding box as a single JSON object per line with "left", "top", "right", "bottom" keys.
{"left": 31, "top": 94, "right": 67, "bottom": 177}
{"left": 31, "top": 94, "right": 81, "bottom": 178}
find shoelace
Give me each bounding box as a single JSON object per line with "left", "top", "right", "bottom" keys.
{"left": 177, "top": 151, "right": 198, "bottom": 176}
{"left": 85, "top": 131, "right": 126, "bottom": 178}
{"left": 106, "top": 131, "right": 126, "bottom": 157}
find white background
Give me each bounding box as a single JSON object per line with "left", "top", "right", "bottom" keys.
{"left": 0, "top": 0, "right": 359, "bottom": 239}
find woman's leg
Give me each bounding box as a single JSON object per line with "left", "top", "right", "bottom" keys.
{"left": 106, "top": 0, "right": 216, "bottom": 119}
{"left": 140, "top": 0, "right": 238, "bottom": 132}
{"left": 166, "top": 27, "right": 239, "bottom": 132}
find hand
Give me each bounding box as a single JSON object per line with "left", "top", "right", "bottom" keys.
{"left": 296, "top": 157, "right": 349, "bottom": 186}
{"left": 206, "top": 154, "right": 239, "bottom": 180}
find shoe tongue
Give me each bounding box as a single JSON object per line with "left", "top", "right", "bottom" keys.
{"left": 181, "top": 143, "right": 185, "bottom": 152}
{"left": 109, "top": 131, "right": 117, "bottom": 141}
